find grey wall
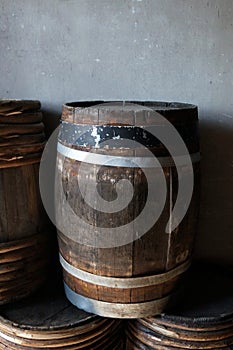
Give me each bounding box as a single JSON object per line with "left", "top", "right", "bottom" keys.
{"left": 0, "top": 0, "right": 233, "bottom": 264}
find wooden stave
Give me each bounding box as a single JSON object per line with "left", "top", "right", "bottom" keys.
{"left": 0, "top": 263, "right": 47, "bottom": 284}
{"left": 0, "top": 233, "right": 50, "bottom": 304}
{"left": 0, "top": 153, "right": 42, "bottom": 169}
{"left": 0, "top": 254, "right": 49, "bottom": 291}
{"left": 0, "top": 142, "right": 46, "bottom": 158}
{"left": 0, "top": 123, "right": 44, "bottom": 137}
{"left": 0, "top": 112, "right": 43, "bottom": 124}
{"left": 61, "top": 101, "right": 198, "bottom": 125}
{"left": 0, "top": 133, "right": 46, "bottom": 147}
{"left": 0, "top": 163, "right": 48, "bottom": 242}
{"left": 0, "top": 273, "right": 47, "bottom": 306}
{"left": 62, "top": 270, "right": 180, "bottom": 304}
{"left": 0, "top": 237, "right": 49, "bottom": 264}
{"left": 0, "top": 262, "right": 49, "bottom": 304}
{"left": 0, "top": 267, "right": 48, "bottom": 295}
{"left": 0, "top": 250, "right": 49, "bottom": 284}
{"left": 57, "top": 160, "right": 199, "bottom": 314}
{"left": 0, "top": 261, "right": 26, "bottom": 275}
{"left": 57, "top": 161, "right": 200, "bottom": 276}
{"left": 0, "top": 234, "right": 49, "bottom": 254}
{"left": 0, "top": 100, "right": 41, "bottom": 114}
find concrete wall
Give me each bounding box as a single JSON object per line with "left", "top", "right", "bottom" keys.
{"left": 0, "top": 0, "right": 232, "bottom": 264}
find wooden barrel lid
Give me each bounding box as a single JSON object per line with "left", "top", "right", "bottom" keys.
{"left": 0, "top": 278, "right": 123, "bottom": 349}
{"left": 0, "top": 100, "right": 41, "bottom": 114}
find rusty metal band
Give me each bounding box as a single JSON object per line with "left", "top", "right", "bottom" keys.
{"left": 57, "top": 142, "right": 200, "bottom": 168}
{"left": 64, "top": 283, "right": 171, "bottom": 319}
{"left": 60, "top": 254, "right": 190, "bottom": 289}
{"left": 58, "top": 122, "right": 199, "bottom": 149}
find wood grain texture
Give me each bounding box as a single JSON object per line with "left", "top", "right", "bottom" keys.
{"left": 0, "top": 153, "right": 42, "bottom": 168}
{"left": 57, "top": 101, "right": 200, "bottom": 318}
{"left": 0, "top": 100, "right": 41, "bottom": 114}
{"left": 0, "top": 112, "right": 43, "bottom": 124}
{"left": 0, "top": 106, "right": 51, "bottom": 305}
{"left": 0, "top": 163, "right": 47, "bottom": 242}
{"left": 0, "top": 233, "right": 50, "bottom": 305}
{"left": 126, "top": 264, "right": 233, "bottom": 349}
{"left": 0, "top": 142, "right": 45, "bottom": 157}
{"left": 0, "top": 279, "right": 124, "bottom": 349}
{"left": 0, "top": 122, "right": 44, "bottom": 137}
{"left": 0, "top": 133, "right": 45, "bottom": 147}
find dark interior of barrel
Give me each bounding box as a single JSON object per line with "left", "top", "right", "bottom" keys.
{"left": 65, "top": 101, "right": 197, "bottom": 111}
{"left": 161, "top": 263, "right": 233, "bottom": 323}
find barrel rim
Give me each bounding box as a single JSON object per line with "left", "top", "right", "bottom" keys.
{"left": 62, "top": 100, "right": 198, "bottom": 112}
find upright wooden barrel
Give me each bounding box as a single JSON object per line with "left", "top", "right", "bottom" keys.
{"left": 0, "top": 278, "right": 124, "bottom": 349}
{"left": 56, "top": 101, "right": 200, "bottom": 318}
{"left": 0, "top": 99, "right": 50, "bottom": 304}
{"left": 126, "top": 263, "right": 233, "bottom": 349}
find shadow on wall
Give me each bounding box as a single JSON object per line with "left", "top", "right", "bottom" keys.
{"left": 194, "top": 116, "right": 233, "bottom": 266}
{"left": 42, "top": 109, "right": 60, "bottom": 138}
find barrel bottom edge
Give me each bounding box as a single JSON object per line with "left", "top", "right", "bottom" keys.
{"left": 64, "top": 283, "right": 171, "bottom": 319}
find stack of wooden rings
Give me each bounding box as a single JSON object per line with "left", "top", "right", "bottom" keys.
{"left": 0, "top": 99, "right": 45, "bottom": 168}
{"left": 126, "top": 264, "right": 233, "bottom": 349}
{"left": 0, "top": 99, "right": 49, "bottom": 305}
{"left": 0, "top": 279, "right": 124, "bottom": 349}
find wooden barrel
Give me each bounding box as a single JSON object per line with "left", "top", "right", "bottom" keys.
{"left": 56, "top": 101, "right": 200, "bottom": 318}
{"left": 0, "top": 278, "right": 124, "bottom": 349}
{"left": 0, "top": 99, "right": 49, "bottom": 304}
{"left": 126, "top": 263, "right": 233, "bottom": 349}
